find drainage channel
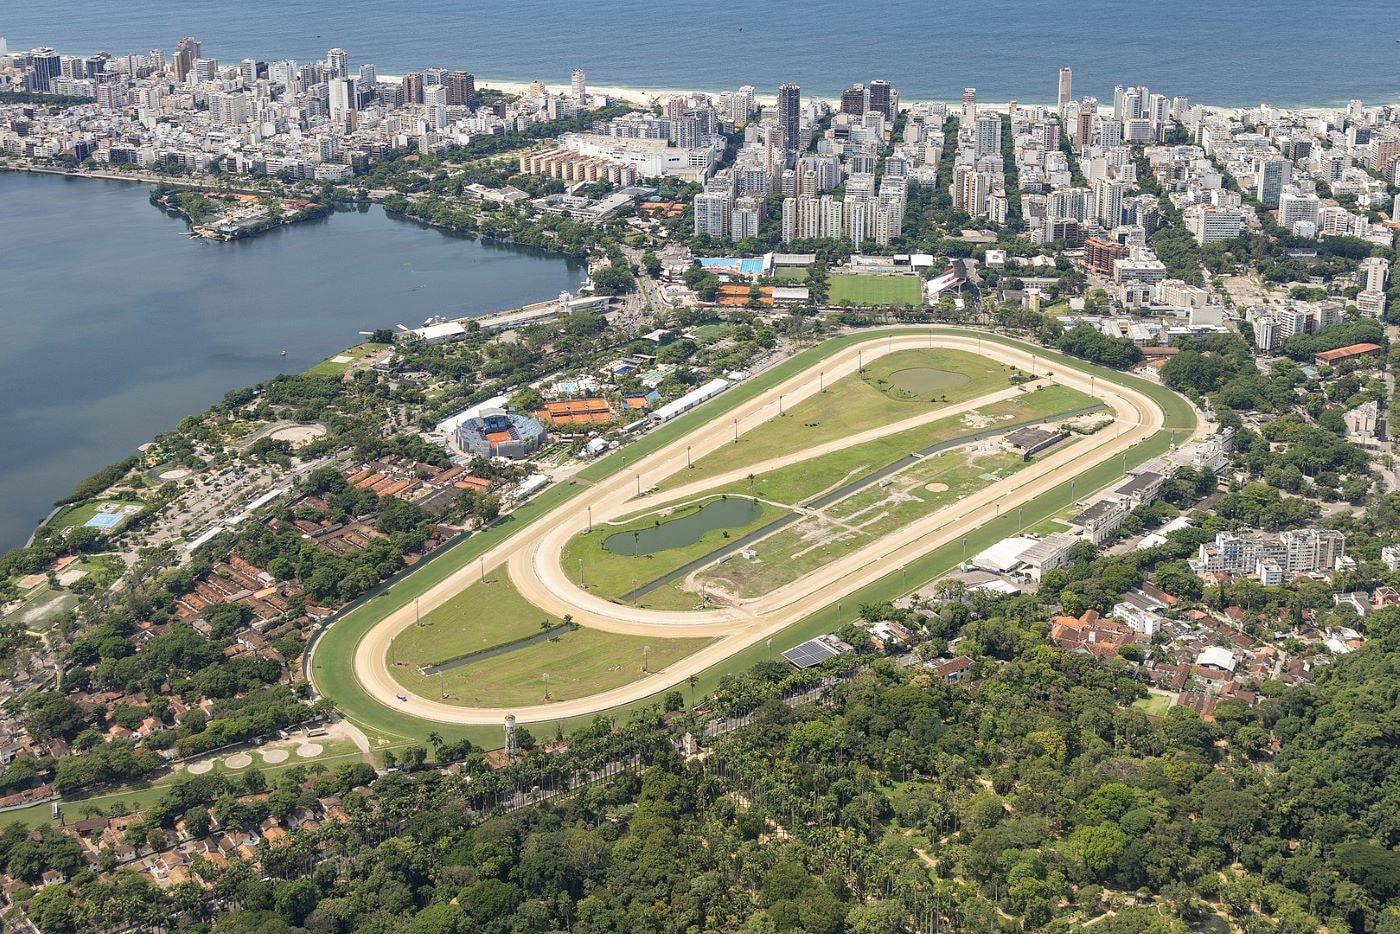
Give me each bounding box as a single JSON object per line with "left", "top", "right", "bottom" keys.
{"left": 420, "top": 622, "right": 580, "bottom": 676}
{"left": 619, "top": 403, "right": 1107, "bottom": 602}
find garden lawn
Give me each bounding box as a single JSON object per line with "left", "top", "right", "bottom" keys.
{"left": 388, "top": 567, "right": 560, "bottom": 668}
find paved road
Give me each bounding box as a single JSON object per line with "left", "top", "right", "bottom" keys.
{"left": 346, "top": 331, "right": 1195, "bottom": 724}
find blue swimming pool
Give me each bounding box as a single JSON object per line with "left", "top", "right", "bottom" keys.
{"left": 698, "top": 257, "right": 765, "bottom": 276}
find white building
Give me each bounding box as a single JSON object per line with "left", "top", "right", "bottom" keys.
{"left": 1185, "top": 204, "right": 1243, "bottom": 243}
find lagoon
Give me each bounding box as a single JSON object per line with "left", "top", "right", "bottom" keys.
{"left": 0, "top": 171, "right": 585, "bottom": 549}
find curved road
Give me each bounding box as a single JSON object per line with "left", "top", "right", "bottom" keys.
{"left": 346, "top": 332, "right": 1191, "bottom": 724}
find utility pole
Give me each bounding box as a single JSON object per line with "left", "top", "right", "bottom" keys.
{"left": 642, "top": 644, "right": 650, "bottom": 672}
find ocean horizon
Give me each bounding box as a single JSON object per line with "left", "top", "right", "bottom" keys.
{"left": 5, "top": 0, "right": 1400, "bottom": 109}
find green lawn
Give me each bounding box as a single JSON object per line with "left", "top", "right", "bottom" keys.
{"left": 304, "top": 342, "right": 390, "bottom": 378}
{"left": 657, "top": 348, "right": 1012, "bottom": 492}
{"left": 388, "top": 567, "right": 560, "bottom": 668}
{"left": 47, "top": 498, "right": 144, "bottom": 534}
{"left": 828, "top": 274, "right": 923, "bottom": 307}
{"left": 771, "top": 267, "right": 810, "bottom": 283}
{"left": 667, "top": 383, "right": 1094, "bottom": 510}
{"left": 1133, "top": 690, "right": 1174, "bottom": 718}
{"left": 389, "top": 627, "right": 714, "bottom": 708}
{"left": 307, "top": 327, "right": 1197, "bottom": 749}
{"left": 689, "top": 323, "right": 731, "bottom": 342}
{"left": 561, "top": 498, "right": 787, "bottom": 602}
{"left": 8, "top": 739, "right": 369, "bottom": 829}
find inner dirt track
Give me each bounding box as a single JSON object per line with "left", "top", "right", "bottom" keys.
{"left": 345, "top": 330, "right": 1194, "bottom": 724}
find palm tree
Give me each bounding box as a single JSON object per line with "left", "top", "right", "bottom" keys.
{"left": 687, "top": 674, "right": 700, "bottom": 707}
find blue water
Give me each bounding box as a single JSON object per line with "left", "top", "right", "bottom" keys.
{"left": 0, "top": 172, "right": 584, "bottom": 549}
{"left": 699, "top": 258, "right": 766, "bottom": 276}
{"left": 3, "top": 1, "right": 1398, "bottom": 107}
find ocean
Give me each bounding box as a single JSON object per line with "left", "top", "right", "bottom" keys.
{"left": 0, "top": 172, "right": 585, "bottom": 549}
{"left": 3, "top": 0, "right": 1399, "bottom": 107}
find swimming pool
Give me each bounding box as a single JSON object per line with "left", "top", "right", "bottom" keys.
{"left": 698, "top": 257, "right": 766, "bottom": 276}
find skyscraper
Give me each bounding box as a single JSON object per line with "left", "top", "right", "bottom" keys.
{"left": 425, "top": 85, "right": 448, "bottom": 129}
{"left": 777, "top": 83, "right": 801, "bottom": 167}
{"left": 962, "top": 88, "right": 977, "bottom": 123}
{"left": 1256, "top": 158, "right": 1291, "bottom": 209}
{"left": 974, "top": 113, "right": 1002, "bottom": 158}
{"left": 841, "top": 84, "right": 865, "bottom": 116}
{"left": 172, "top": 38, "right": 200, "bottom": 81}
{"left": 447, "top": 71, "right": 475, "bottom": 107}
{"left": 868, "top": 79, "right": 892, "bottom": 120}
{"left": 28, "top": 48, "right": 60, "bottom": 92}
{"left": 326, "top": 48, "right": 348, "bottom": 79}
{"left": 329, "top": 76, "right": 356, "bottom": 124}
{"left": 402, "top": 72, "right": 424, "bottom": 105}
{"left": 571, "top": 68, "right": 587, "bottom": 104}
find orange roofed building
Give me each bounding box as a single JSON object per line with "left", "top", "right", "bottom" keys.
{"left": 535, "top": 398, "right": 613, "bottom": 426}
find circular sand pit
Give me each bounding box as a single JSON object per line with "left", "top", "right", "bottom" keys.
{"left": 295, "top": 743, "right": 324, "bottom": 759}
{"left": 925, "top": 483, "right": 950, "bottom": 493}
{"left": 158, "top": 468, "right": 192, "bottom": 481}
{"left": 260, "top": 748, "right": 290, "bottom": 764}
{"left": 224, "top": 753, "right": 253, "bottom": 770}
{"left": 186, "top": 760, "right": 213, "bottom": 775}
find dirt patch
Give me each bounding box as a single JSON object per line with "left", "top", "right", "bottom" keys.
{"left": 225, "top": 753, "right": 253, "bottom": 769}
{"left": 158, "top": 467, "right": 192, "bottom": 481}
{"left": 296, "top": 743, "right": 324, "bottom": 758}
{"left": 924, "top": 482, "right": 950, "bottom": 492}
{"left": 186, "top": 760, "right": 213, "bottom": 775}
{"left": 260, "top": 748, "right": 290, "bottom": 764}
{"left": 269, "top": 424, "right": 327, "bottom": 445}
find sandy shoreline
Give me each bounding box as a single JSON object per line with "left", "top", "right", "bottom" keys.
{"left": 442, "top": 76, "right": 1344, "bottom": 120}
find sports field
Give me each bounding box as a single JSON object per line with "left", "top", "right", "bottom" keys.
{"left": 388, "top": 627, "right": 714, "bottom": 708}
{"left": 828, "top": 274, "right": 923, "bottom": 306}
{"left": 387, "top": 567, "right": 560, "bottom": 669}
{"left": 657, "top": 348, "right": 1011, "bottom": 491}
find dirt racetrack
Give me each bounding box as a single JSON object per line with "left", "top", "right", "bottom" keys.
{"left": 344, "top": 331, "right": 1194, "bottom": 724}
